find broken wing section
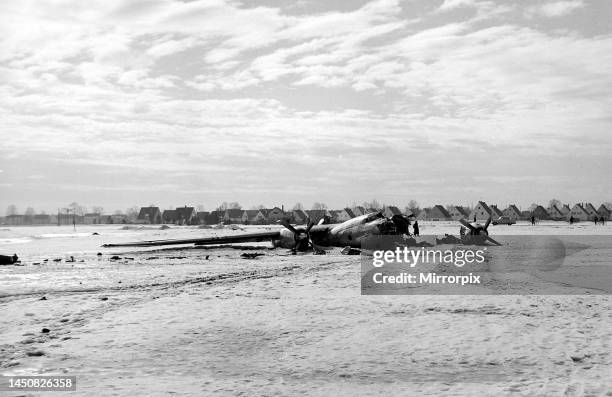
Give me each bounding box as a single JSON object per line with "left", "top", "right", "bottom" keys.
{"left": 102, "top": 231, "right": 281, "bottom": 248}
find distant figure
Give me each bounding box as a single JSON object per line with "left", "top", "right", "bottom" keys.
{"left": 473, "top": 216, "right": 476, "bottom": 223}
{"left": 413, "top": 221, "right": 420, "bottom": 237}
{"left": 602, "top": 217, "right": 606, "bottom": 225}
{"left": 531, "top": 216, "right": 536, "bottom": 226}
{"left": 569, "top": 216, "right": 574, "bottom": 225}
{"left": 594, "top": 216, "right": 598, "bottom": 225}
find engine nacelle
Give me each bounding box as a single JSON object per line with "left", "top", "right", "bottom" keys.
{"left": 273, "top": 228, "right": 301, "bottom": 249}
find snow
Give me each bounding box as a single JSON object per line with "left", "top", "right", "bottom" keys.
{"left": 1, "top": 223, "right": 611, "bottom": 395}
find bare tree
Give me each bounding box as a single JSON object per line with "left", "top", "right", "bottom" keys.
{"left": 92, "top": 206, "right": 104, "bottom": 215}
{"left": 68, "top": 202, "right": 85, "bottom": 216}
{"left": 362, "top": 199, "right": 381, "bottom": 210}
{"left": 407, "top": 200, "right": 420, "bottom": 212}
{"left": 216, "top": 202, "right": 229, "bottom": 211}
{"left": 196, "top": 204, "right": 206, "bottom": 212}
{"left": 228, "top": 202, "right": 242, "bottom": 209}
{"left": 528, "top": 203, "right": 539, "bottom": 211}
{"left": 250, "top": 204, "right": 265, "bottom": 210}
{"left": 312, "top": 202, "right": 328, "bottom": 210}
{"left": 24, "top": 207, "right": 36, "bottom": 223}
{"left": 125, "top": 206, "right": 139, "bottom": 222}
{"left": 6, "top": 204, "right": 18, "bottom": 216}
{"left": 292, "top": 202, "right": 304, "bottom": 211}
{"left": 548, "top": 198, "right": 562, "bottom": 209}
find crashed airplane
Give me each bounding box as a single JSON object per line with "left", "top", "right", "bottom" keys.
{"left": 102, "top": 212, "right": 501, "bottom": 252}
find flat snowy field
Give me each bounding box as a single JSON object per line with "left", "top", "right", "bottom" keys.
{"left": 1, "top": 223, "right": 610, "bottom": 396}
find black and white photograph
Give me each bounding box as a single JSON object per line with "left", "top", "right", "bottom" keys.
{"left": 0, "top": 0, "right": 611, "bottom": 395}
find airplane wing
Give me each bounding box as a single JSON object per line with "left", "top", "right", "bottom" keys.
{"left": 102, "top": 231, "right": 281, "bottom": 248}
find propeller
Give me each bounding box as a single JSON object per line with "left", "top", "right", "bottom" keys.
{"left": 481, "top": 217, "right": 501, "bottom": 245}
{"left": 459, "top": 219, "right": 478, "bottom": 233}
{"left": 279, "top": 218, "right": 315, "bottom": 252}
{"left": 483, "top": 217, "right": 491, "bottom": 231}
{"left": 485, "top": 235, "right": 502, "bottom": 246}
{"left": 458, "top": 217, "right": 501, "bottom": 246}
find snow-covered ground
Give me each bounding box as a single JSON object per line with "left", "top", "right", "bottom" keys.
{"left": 1, "top": 223, "right": 611, "bottom": 395}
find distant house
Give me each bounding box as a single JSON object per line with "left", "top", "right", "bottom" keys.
{"left": 84, "top": 213, "right": 101, "bottom": 224}
{"left": 137, "top": 207, "right": 162, "bottom": 224}
{"left": 382, "top": 206, "right": 402, "bottom": 218}
{"left": 266, "top": 207, "right": 287, "bottom": 224}
{"left": 531, "top": 205, "right": 550, "bottom": 220}
{"left": 416, "top": 208, "right": 431, "bottom": 220}
{"left": 328, "top": 210, "right": 342, "bottom": 223}
{"left": 248, "top": 210, "right": 267, "bottom": 224}
{"left": 5, "top": 214, "right": 25, "bottom": 225}
{"left": 33, "top": 214, "right": 52, "bottom": 225}
{"left": 469, "top": 201, "right": 492, "bottom": 221}
{"left": 241, "top": 210, "right": 260, "bottom": 225}
{"left": 352, "top": 206, "right": 366, "bottom": 217}
{"left": 490, "top": 205, "right": 504, "bottom": 218}
{"left": 98, "top": 215, "right": 112, "bottom": 224}
{"left": 503, "top": 205, "right": 522, "bottom": 221}
{"left": 426, "top": 205, "right": 451, "bottom": 221}
{"left": 584, "top": 203, "right": 599, "bottom": 220}
{"left": 405, "top": 207, "right": 420, "bottom": 217}
{"left": 598, "top": 204, "right": 611, "bottom": 220}
{"left": 336, "top": 208, "right": 355, "bottom": 222}
{"left": 292, "top": 209, "right": 307, "bottom": 224}
{"left": 175, "top": 206, "right": 197, "bottom": 225}
{"left": 162, "top": 210, "right": 177, "bottom": 224}
{"left": 560, "top": 205, "right": 571, "bottom": 217}
{"left": 197, "top": 211, "right": 209, "bottom": 224}
{"left": 305, "top": 210, "right": 329, "bottom": 224}
{"left": 569, "top": 204, "right": 590, "bottom": 221}
{"left": 448, "top": 206, "right": 469, "bottom": 221}
{"left": 57, "top": 213, "right": 85, "bottom": 225}
{"left": 548, "top": 205, "right": 565, "bottom": 220}
{"left": 223, "top": 209, "right": 244, "bottom": 224}
{"left": 203, "top": 210, "right": 224, "bottom": 225}
{"left": 111, "top": 214, "right": 127, "bottom": 224}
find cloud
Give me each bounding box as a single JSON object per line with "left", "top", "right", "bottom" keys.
{"left": 0, "top": 0, "right": 610, "bottom": 210}
{"left": 146, "top": 36, "right": 199, "bottom": 58}
{"left": 438, "top": 0, "right": 480, "bottom": 11}
{"left": 525, "top": 1, "right": 585, "bottom": 18}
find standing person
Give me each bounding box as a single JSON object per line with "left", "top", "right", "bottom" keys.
{"left": 602, "top": 216, "right": 606, "bottom": 225}
{"left": 569, "top": 216, "right": 574, "bottom": 225}
{"left": 531, "top": 216, "right": 536, "bottom": 226}
{"left": 413, "top": 220, "right": 420, "bottom": 237}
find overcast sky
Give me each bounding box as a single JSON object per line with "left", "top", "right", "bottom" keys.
{"left": 1, "top": 0, "right": 611, "bottom": 213}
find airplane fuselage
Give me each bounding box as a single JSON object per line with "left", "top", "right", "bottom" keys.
{"left": 273, "top": 212, "right": 400, "bottom": 249}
